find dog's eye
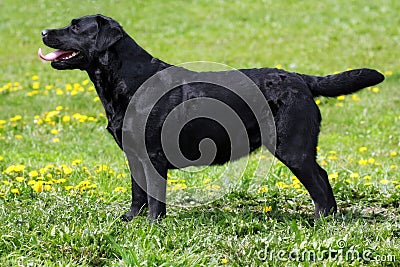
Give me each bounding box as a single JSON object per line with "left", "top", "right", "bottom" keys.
{"left": 71, "top": 24, "right": 79, "bottom": 32}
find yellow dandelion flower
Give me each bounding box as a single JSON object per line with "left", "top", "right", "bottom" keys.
{"left": 264, "top": 206, "right": 272, "bottom": 213}
{"left": 56, "top": 89, "right": 64, "bottom": 95}
{"left": 45, "top": 165, "right": 54, "bottom": 172}
{"left": 0, "top": 156, "right": 3, "bottom": 161}
{"left": 11, "top": 188, "right": 20, "bottom": 195}
{"left": 76, "top": 180, "right": 91, "bottom": 188}
{"left": 315, "top": 99, "right": 321, "bottom": 105}
{"left": 380, "top": 179, "right": 389, "bottom": 185}
{"left": 31, "top": 75, "right": 39, "bottom": 80}
{"left": 368, "top": 158, "right": 375, "bottom": 164}
{"left": 50, "top": 129, "right": 59, "bottom": 135}
{"left": 335, "top": 102, "right": 344, "bottom": 107}
{"left": 10, "top": 115, "right": 22, "bottom": 122}
{"left": 321, "top": 160, "right": 328, "bottom": 166}
{"left": 0, "top": 120, "right": 6, "bottom": 125}
{"left": 276, "top": 181, "right": 289, "bottom": 189}
{"left": 327, "top": 155, "right": 338, "bottom": 160}
{"left": 27, "top": 91, "right": 39, "bottom": 97}
{"left": 390, "top": 165, "right": 398, "bottom": 169}
{"left": 52, "top": 138, "right": 60, "bottom": 143}
{"left": 372, "top": 87, "right": 379, "bottom": 93}
{"left": 9, "top": 164, "right": 25, "bottom": 173}
{"left": 363, "top": 175, "right": 371, "bottom": 180}
{"left": 199, "top": 178, "right": 210, "bottom": 184}
{"left": 73, "top": 83, "right": 83, "bottom": 90}
{"left": 114, "top": 186, "right": 127, "bottom": 193}
{"left": 390, "top": 151, "right": 397, "bottom": 157}
{"left": 93, "top": 96, "right": 100, "bottom": 102}
{"left": 27, "top": 180, "right": 35, "bottom": 185}
{"left": 396, "top": 185, "right": 400, "bottom": 189}
{"left": 292, "top": 183, "right": 301, "bottom": 189}
{"left": 82, "top": 79, "right": 90, "bottom": 86}
{"left": 32, "top": 181, "right": 43, "bottom": 193}
{"left": 45, "top": 85, "right": 53, "bottom": 90}
{"left": 275, "top": 64, "right": 282, "bottom": 69}
{"left": 337, "top": 95, "right": 345, "bottom": 101}
{"left": 29, "top": 170, "right": 39, "bottom": 178}
{"left": 221, "top": 258, "right": 228, "bottom": 264}
{"left": 2, "top": 181, "right": 10, "bottom": 185}
{"left": 351, "top": 94, "right": 361, "bottom": 101}
{"left": 350, "top": 172, "right": 359, "bottom": 178}
{"left": 32, "top": 82, "right": 40, "bottom": 89}
{"left": 258, "top": 186, "right": 268, "bottom": 193}
{"left": 56, "top": 106, "right": 63, "bottom": 111}
{"left": 205, "top": 184, "right": 221, "bottom": 191}
{"left": 170, "top": 183, "right": 187, "bottom": 190}
{"left": 365, "top": 182, "right": 372, "bottom": 186}
{"left": 328, "top": 172, "right": 338, "bottom": 179}
{"left": 62, "top": 115, "right": 71, "bottom": 123}
{"left": 64, "top": 186, "right": 73, "bottom": 191}
{"left": 358, "top": 159, "right": 368, "bottom": 166}
{"left": 61, "top": 165, "right": 73, "bottom": 175}
{"left": 359, "top": 147, "right": 367, "bottom": 152}
{"left": 65, "top": 84, "right": 73, "bottom": 91}
{"left": 15, "top": 135, "right": 23, "bottom": 139}
{"left": 72, "top": 159, "right": 82, "bottom": 166}
{"left": 329, "top": 150, "right": 337, "bottom": 154}
{"left": 43, "top": 185, "right": 52, "bottom": 191}
{"left": 384, "top": 70, "right": 393, "bottom": 76}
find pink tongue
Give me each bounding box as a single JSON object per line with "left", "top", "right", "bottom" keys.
{"left": 38, "top": 48, "right": 73, "bottom": 61}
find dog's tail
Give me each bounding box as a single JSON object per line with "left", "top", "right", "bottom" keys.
{"left": 301, "top": 68, "right": 384, "bottom": 98}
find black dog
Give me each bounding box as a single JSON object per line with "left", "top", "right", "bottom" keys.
{"left": 39, "top": 14, "right": 384, "bottom": 221}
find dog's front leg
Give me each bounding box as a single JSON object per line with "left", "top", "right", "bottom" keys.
{"left": 122, "top": 154, "right": 148, "bottom": 221}
{"left": 141, "top": 155, "right": 168, "bottom": 221}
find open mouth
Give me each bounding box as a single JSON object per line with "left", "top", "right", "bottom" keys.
{"left": 38, "top": 48, "right": 80, "bottom": 62}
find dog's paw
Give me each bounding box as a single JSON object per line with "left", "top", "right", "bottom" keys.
{"left": 314, "top": 204, "right": 337, "bottom": 219}
{"left": 121, "top": 212, "right": 135, "bottom": 222}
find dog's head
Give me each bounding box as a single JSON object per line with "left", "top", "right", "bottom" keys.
{"left": 39, "top": 14, "right": 123, "bottom": 70}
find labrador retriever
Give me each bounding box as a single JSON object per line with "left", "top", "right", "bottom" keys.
{"left": 39, "top": 14, "right": 384, "bottom": 221}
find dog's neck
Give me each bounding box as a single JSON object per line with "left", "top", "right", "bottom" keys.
{"left": 85, "top": 34, "right": 171, "bottom": 148}
{"left": 87, "top": 34, "right": 170, "bottom": 100}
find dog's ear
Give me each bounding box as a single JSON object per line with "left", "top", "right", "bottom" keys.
{"left": 95, "top": 14, "right": 123, "bottom": 52}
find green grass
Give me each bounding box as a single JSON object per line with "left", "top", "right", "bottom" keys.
{"left": 1, "top": 0, "right": 399, "bottom": 266}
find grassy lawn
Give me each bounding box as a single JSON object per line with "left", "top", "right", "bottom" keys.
{"left": 1, "top": 0, "right": 399, "bottom": 266}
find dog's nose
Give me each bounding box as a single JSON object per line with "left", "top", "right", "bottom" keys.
{"left": 41, "top": 30, "right": 49, "bottom": 37}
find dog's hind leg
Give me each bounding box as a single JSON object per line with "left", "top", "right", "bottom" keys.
{"left": 273, "top": 99, "right": 337, "bottom": 218}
